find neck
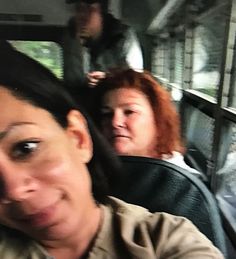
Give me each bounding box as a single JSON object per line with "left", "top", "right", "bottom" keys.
{"left": 44, "top": 204, "right": 103, "bottom": 259}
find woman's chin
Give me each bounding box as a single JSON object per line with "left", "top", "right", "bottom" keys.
{"left": 114, "top": 146, "right": 132, "bottom": 156}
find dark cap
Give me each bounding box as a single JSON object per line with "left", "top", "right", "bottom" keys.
{"left": 66, "top": 0, "right": 108, "bottom": 12}
{"left": 66, "top": 0, "right": 108, "bottom": 5}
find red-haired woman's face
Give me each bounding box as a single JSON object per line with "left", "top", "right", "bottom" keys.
{"left": 100, "top": 88, "right": 158, "bottom": 157}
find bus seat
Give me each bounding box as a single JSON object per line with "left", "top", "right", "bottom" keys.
{"left": 109, "top": 156, "right": 227, "bottom": 257}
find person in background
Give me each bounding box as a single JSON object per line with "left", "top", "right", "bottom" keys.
{"left": 93, "top": 68, "right": 205, "bottom": 180}
{"left": 0, "top": 41, "right": 223, "bottom": 258}
{"left": 63, "top": 0, "right": 143, "bottom": 97}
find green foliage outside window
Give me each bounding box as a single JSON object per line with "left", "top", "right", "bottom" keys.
{"left": 10, "top": 41, "right": 63, "bottom": 78}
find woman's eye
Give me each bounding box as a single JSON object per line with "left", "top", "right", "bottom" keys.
{"left": 124, "top": 109, "right": 135, "bottom": 115}
{"left": 11, "top": 141, "right": 39, "bottom": 160}
{"left": 101, "top": 110, "right": 113, "bottom": 118}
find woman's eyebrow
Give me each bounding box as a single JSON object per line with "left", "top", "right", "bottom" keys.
{"left": 119, "top": 102, "right": 142, "bottom": 108}
{"left": 101, "top": 105, "right": 111, "bottom": 110}
{"left": 0, "top": 122, "right": 35, "bottom": 141}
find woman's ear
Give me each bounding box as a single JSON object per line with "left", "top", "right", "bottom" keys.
{"left": 66, "top": 110, "right": 93, "bottom": 163}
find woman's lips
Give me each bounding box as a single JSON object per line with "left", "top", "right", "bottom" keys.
{"left": 112, "top": 134, "right": 129, "bottom": 139}
{"left": 18, "top": 203, "right": 58, "bottom": 228}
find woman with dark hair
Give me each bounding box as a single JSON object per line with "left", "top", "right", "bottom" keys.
{"left": 94, "top": 68, "right": 201, "bottom": 176}
{"left": 0, "top": 42, "right": 222, "bottom": 258}
{"left": 0, "top": 41, "right": 118, "bottom": 204}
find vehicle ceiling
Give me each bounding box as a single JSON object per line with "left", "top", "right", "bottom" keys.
{"left": 0, "top": 0, "right": 165, "bottom": 30}
{"left": 0, "top": 0, "right": 218, "bottom": 33}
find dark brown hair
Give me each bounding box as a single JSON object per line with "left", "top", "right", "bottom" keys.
{"left": 0, "top": 41, "right": 121, "bottom": 204}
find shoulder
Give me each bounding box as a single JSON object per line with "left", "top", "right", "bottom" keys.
{"left": 102, "top": 14, "right": 131, "bottom": 45}
{"left": 0, "top": 227, "right": 47, "bottom": 258}
{"left": 102, "top": 197, "right": 224, "bottom": 258}
{"left": 107, "top": 196, "right": 197, "bottom": 231}
{"left": 107, "top": 196, "right": 192, "bottom": 233}
{"left": 104, "top": 14, "right": 129, "bottom": 32}
{"left": 164, "top": 152, "right": 206, "bottom": 179}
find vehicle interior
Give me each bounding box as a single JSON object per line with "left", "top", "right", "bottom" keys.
{"left": 0, "top": 0, "right": 235, "bottom": 257}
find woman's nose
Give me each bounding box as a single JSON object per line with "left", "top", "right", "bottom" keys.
{"left": 112, "top": 111, "right": 125, "bottom": 128}
{"left": 0, "top": 165, "right": 36, "bottom": 204}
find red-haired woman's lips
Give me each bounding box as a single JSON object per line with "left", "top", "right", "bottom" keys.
{"left": 18, "top": 203, "right": 58, "bottom": 228}
{"left": 111, "top": 134, "right": 130, "bottom": 139}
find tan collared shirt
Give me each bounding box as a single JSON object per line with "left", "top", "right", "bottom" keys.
{"left": 0, "top": 197, "right": 224, "bottom": 258}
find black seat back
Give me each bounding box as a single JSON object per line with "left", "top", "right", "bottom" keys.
{"left": 109, "top": 156, "right": 227, "bottom": 257}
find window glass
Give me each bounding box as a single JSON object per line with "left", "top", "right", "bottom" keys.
{"left": 229, "top": 38, "right": 236, "bottom": 110}
{"left": 152, "top": 41, "right": 166, "bottom": 78}
{"left": 151, "top": 45, "right": 159, "bottom": 76}
{"left": 230, "top": 90, "right": 236, "bottom": 110}
{"left": 9, "top": 41, "right": 63, "bottom": 78}
{"left": 163, "top": 41, "right": 170, "bottom": 80}
{"left": 183, "top": 103, "right": 214, "bottom": 173}
{"left": 187, "top": 107, "right": 214, "bottom": 159}
{"left": 173, "top": 40, "right": 184, "bottom": 85}
{"left": 229, "top": 123, "right": 236, "bottom": 154}
{"left": 216, "top": 121, "right": 236, "bottom": 232}
{"left": 192, "top": 8, "right": 229, "bottom": 98}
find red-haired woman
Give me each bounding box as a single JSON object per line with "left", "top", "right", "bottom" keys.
{"left": 93, "top": 68, "right": 201, "bottom": 177}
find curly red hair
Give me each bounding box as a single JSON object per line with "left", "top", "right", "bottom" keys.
{"left": 94, "top": 68, "right": 185, "bottom": 159}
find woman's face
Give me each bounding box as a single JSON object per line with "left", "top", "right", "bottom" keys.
{"left": 101, "top": 88, "right": 158, "bottom": 157}
{"left": 0, "top": 87, "right": 95, "bottom": 243}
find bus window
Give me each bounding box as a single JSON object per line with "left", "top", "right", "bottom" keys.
{"left": 216, "top": 121, "right": 236, "bottom": 235}
{"left": 173, "top": 40, "right": 184, "bottom": 86}
{"left": 229, "top": 40, "right": 236, "bottom": 110}
{"left": 191, "top": 5, "right": 230, "bottom": 98}
{"left": 9, "top": 40, "right": 63, "bottom": 78}
{"left": 183, "top": 102, "right": 214, "bottom": 173}
{"left": 152, "top": 40, "right": 168, "bottom": 80}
